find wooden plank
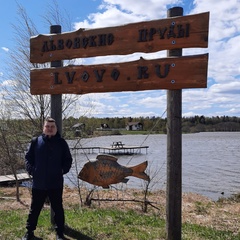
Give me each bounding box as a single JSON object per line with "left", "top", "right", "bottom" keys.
{"left": 0, "top": 173, "right": 31, "bottom": 184}
{"left": 30, "top": 12, "right": 209, "bottom": 63}
{"left": 30, "top": 53, "right": 208, "bottom": 95}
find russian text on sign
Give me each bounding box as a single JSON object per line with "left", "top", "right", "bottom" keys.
{"left": 30, "top": 12, "right": 209, "bottom": 63}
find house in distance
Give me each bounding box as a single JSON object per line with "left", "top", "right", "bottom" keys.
{"left": 126, "top": 122, "right": 143, "bottom": 131}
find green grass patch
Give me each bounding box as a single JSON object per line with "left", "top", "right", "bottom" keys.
{"left": 0, "top": 207, "right": 239, "bottom": 240}
{"left": 182, "top": 222, "right": 240, "bottom": 240}
{"left": 120, "top": 130, "right": 163, "bottom": 135}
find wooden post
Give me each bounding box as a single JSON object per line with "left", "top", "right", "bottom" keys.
{"left": 50, "top": 25, "right": 62, "bottom": 226}
{"left": 166, "top": 7, "right": 183, "bottom": 240}
{"left": 50, "top": 25, "right": 62, "bottom": 135}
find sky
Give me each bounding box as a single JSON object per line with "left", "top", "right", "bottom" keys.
{"left": 0, "top": 0, "right": 240, "bottom": 118}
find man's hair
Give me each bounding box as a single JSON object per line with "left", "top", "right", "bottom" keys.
{"left": 45, "top": 117, "right": 56, "bottom": 123}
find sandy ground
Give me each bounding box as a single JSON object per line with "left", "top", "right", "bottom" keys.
{"left": 0, "top": 186, "right": 239, "bottom": 235}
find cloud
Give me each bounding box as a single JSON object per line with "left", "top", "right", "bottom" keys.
{"left": 1, "top": 79, "right": 16, "bottom": 87}
{"left": 1, "top": 47, "right": 9, "bottom": 52}
{"left": 210, "top": 82, "right": 240, "bottom": 94}
{"left": 74, "top": 0, "right": 182, "bottom": 29}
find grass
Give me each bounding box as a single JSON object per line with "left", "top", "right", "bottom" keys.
{"left": 0, "top": 207, "right": 239, "bottom": 240}
{"left": 119, "top": 130, "right": 164, "bottom": 135}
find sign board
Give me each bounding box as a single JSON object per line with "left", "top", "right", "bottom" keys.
{"left": 30, "top": 54, "right": 208, "bottom": 95}
{"left": 30, "top": 12, "right": 209, "bottom": 63}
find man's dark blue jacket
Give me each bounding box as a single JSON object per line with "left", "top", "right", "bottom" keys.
{"left": 25, "top": 132, "right": 73, "bottom": 190}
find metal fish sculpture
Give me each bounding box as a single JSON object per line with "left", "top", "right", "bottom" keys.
{"left": 78, "top": 154, "right": 150, "bottom": 188}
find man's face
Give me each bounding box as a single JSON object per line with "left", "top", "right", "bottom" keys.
{"left": 43, "top": 121, "right": 57, "bottom": 137}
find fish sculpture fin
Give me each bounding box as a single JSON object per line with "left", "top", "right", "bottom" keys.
{"left": 131, "top": 161, "right": 150, "bottom": 181}
{"left": 97, "top": 154, "right": 118, "bottom": 162}
{"left": 102, "top": 179, "right": 128, "bottom": 188}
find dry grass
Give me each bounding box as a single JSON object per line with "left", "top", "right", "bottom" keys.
{"left": 0, "top": 186, "right": 239, "bottom": 236}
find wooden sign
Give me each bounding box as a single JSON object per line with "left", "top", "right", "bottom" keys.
{"left": 30, "top": 53, "right": 208, "bottom": 95}
{"left": 30, "top": 12, "right": 209, "bottom": 63}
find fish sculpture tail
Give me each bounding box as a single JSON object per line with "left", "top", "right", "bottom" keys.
{"left": 131, "top": 161, "right": 150, "bottom": 181}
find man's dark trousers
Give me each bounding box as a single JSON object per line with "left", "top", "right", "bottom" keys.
{"left": 26, "top": 188, "right": 64, "bottom": 235}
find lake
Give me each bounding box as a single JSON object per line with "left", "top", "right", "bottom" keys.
{"left": 65, "top": 132, "right": 240, "bottom": 201}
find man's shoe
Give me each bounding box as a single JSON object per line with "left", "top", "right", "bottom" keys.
{"left": 22, "top": 232, "right": 35, "bottom": 240}
{"left": 56, "top": 234, "right": 65, "bottom": 240}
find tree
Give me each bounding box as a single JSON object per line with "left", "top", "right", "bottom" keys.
{"left": 3, "top": 1, "right": 80, "bottom": 133}
{"left": 0, "top": 1, "right": 82, "bottom": 201}
{"left": 0, "top": 113, "right": 27, "bottom": 201}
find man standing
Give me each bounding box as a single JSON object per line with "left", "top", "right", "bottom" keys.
{"left": 23, "top": 117, "right": 73, "bottom": 240}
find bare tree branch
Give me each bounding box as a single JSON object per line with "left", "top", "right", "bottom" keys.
{"left": 4, "top": 1, "right": 80, "bottom": 134}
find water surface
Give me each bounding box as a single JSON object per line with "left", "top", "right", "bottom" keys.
{"left": 65, "top": 132, "right": 240, "bottom": 200}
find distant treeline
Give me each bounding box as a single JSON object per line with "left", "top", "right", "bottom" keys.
{"left": 64, "top": 115, "right": 240, "bottom": 136}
